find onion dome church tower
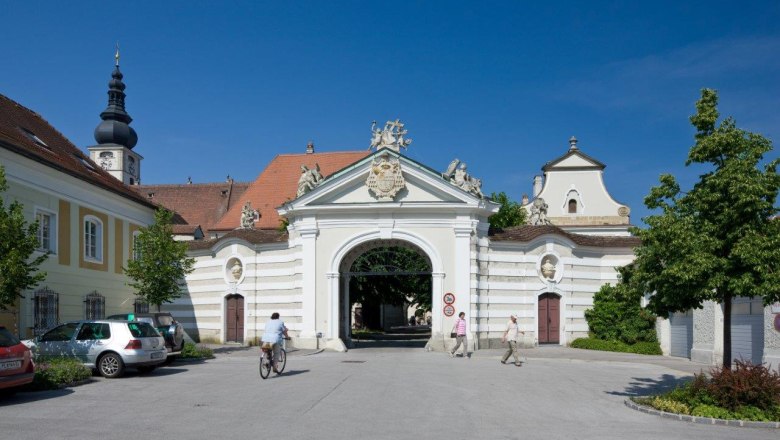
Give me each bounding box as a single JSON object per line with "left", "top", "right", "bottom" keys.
{"left": 88, "top": 47, "right": 143, "bottom": 185}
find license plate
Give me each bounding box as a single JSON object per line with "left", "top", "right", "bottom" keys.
{"left": 0, "top": 360, "right": 21, "bottom": 371}
{"left": 151, "top": 351, "right": 163, "bottom": 359}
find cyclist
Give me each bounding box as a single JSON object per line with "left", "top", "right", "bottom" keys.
{"left": 261, "top": 312, "right": 289, "bottom": 373}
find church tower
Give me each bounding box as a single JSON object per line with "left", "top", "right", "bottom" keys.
{"left": 88, "top": 47, "right": 143, "bottom": 185}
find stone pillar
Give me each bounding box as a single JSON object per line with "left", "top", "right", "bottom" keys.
{"left": 454, "top": 225, "right": 474, "bottom": 351}
{"left": 763, "top": 304, "right": 780, "bottom": 372}
{"left": 426, "top": 272, "right": 446, "bottom": 351}
{"left": 299, "top": 226, "right": 318, "bottom": 343}
{"left": 691, "top": 301, "right": 718, "bottom": 365}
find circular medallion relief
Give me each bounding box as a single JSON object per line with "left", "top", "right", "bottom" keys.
{"left": 618, "top": 206, "right": 630, "bottom": 217}
{"left": 225, "top": 257, "right": 244, "bottom": 284}
{"left": 537, "top": 253, "right": 563, "bottom": 284}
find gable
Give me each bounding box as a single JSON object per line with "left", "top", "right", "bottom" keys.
{"left": 543, "top": 149, "right": 605, "bottom": 171}
{"left": 552, "top": 154, "right": 599, "bottom": 168}
{"left": 291, "top": 150, "right": 484, "bottom": 208}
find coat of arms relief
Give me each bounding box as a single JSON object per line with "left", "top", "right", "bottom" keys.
{"left": 366, "top": 120, "right": 409, "bottom": 201}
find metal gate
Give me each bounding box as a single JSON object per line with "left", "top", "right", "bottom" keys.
{"left": 731, "top": 315, "right": 763, "bottom": 364}
{"left": 670, "top": 312, "right": 692, "bottom": 358}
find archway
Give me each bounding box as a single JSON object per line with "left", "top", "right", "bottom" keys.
{"left": 337, "top": 239, "right": 433, "bottom": 348}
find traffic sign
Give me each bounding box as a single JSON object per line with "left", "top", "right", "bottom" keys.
{"left": 443, "top": 304, "right": 455, "bottom": 317}
{"left": 443, "top": 292, "right": 455, "bottom": 305}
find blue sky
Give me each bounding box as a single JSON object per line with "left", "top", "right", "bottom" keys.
{"left": 2, "top": 1, "right": 778, "bottom": 225}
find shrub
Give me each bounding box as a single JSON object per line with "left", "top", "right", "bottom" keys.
{"left": 179, "top": 342, "right": 214, "bottom": 360}
{"left": 29, "top": 357, "right": 91, "bottom": 390}
{"left": 705, "top": 361, "right": 780, "bottom": 411}
{"left": 647, "top": 396, "right": 690, "bottom": 415}
{"left": 691, "top": 404, "right": 734, "bottom": 419}
{"left": 570, "top": 337, "right": 661, "bottom": 355}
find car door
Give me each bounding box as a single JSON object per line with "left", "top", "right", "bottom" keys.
{"left": 73, "top": 322, "right": 111, "bottom": 365}
{"left": 37, "top": 323, "right": 80, "bottom": 358}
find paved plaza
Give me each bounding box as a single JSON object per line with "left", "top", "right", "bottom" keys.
{"left": 1, "top": 346, "right": 777, "bottom": 440}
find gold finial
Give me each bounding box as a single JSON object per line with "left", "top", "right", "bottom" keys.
{"left": 114, "top": 42, "right": 120, "bottom": 67}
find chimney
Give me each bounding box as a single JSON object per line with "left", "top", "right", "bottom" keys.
{"left": 521, "top": 194, "right": 529, "bottom": 205}
{"left": 533, "top": 176, "right": 543, "bottom": 198}
{"left": 306, "top": 141, "right": 314, "bottom": 154}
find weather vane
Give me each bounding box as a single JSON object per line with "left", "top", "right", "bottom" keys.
{"left": 115, "top": 42, "right": 120, "bottom": 67}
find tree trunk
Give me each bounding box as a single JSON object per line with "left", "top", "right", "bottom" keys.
{"left": 722, "top": 291, "right": 732, "bottom": 369}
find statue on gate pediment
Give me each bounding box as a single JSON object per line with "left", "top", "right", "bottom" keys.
{"left": 297, "top": 163, "right": 324, "bottom": 197}
{"left": 366, "top": 152, "right": 405, "bottom": 201}
{"left": 370, "top": 119, "right": 412, "bottom": 153}
{"left": 442, "top": 159, "right": 484, "bottom": 199}
{"left": 528, "top": 197, "right": 552, "bottom": 226}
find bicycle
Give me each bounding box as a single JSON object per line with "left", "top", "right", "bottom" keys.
{"left": 259, "top": 337, "right": 289, "bottom": 379}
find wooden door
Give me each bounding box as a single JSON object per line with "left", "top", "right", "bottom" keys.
{"left": 538, "top": 293, "right": 560, "bottom": 344}
{"left": 225, "top": 295, "right": 244, "bottom": 342}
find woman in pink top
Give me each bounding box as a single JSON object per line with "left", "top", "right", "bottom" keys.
{"left": 449, "top": 312, "right": 468, "bottom": 358}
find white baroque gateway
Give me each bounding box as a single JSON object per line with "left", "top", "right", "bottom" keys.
{"left": 170, "top": 137, "right": 640, "bottom": 353}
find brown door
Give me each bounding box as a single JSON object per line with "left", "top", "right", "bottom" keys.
{"left": 225, "top": 294, "right": 244, "bottom": 342}
{"left": 538, "top": 293, "right": 560, "bottom": 344}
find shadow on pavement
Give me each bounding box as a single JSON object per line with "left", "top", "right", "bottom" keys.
{"left": 0, "top": 388, "right": 74, "bottom": 406}
{"left": 277, "top": 369, "right": 309, "bottom": 377}
{"left": 349, "top": 339, "right": 428, "bottom": 349}
{"left": 606, "top": 374, "right": 692, "bottom": 397}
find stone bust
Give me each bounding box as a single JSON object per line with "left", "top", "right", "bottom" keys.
{"left": 541, "top": 257, "right": 556, "bottom": 280}
{"left": 230, "top": 260, "right": 243, "bottom": 281}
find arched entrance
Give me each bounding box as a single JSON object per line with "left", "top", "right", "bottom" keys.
{"left": 337, "top": 239, "right": 433, "bottom": 347}
{"left": 538, "top": 292, "right": 561, "bottom": 344}
{"left": 225, "top": 294, "right": 244, "bottom": 343}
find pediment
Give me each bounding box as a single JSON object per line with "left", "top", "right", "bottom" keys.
{"left": 282, "top": 150, "right": 493, "bottom": 211}
{"left": 543, "top": 150, "right": 605, "bottom": 171}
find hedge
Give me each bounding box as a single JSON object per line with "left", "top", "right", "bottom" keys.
{"left": 570, "top": 337, "right": 662, "bottom": 355}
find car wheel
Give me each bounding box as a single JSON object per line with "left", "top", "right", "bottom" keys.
{"left": 98, "top": 353, "right": 125, "bottom": 378}
{"left": 137, "top": 366, "right": 156, "bottom": 374}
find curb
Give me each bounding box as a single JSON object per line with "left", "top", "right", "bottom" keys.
{"left": 624, "top": 399, "right": 780, "bottom": 429}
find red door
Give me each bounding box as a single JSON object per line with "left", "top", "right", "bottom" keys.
{"left": 226, "top": 295, "right": 244, "bottom": 342}
{"left": 538, "top": 293, "right": 560, "bottom": 344}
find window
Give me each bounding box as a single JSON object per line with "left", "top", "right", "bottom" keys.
{"left": 84, "top": 291, "right": 105, "bottom": 320}
{"left": 132, "top": 231, "right": 142, "bottom": 261}
{"left": 84, "top": 216, "right": 103, "bottom": 262}
{"left": 133, "top": 298, "right": 149, "bottom": 314}
{"left": 127, "top": 322, "right": 158, "bottom": 338}
{"left": 76, "top": 323, "right": 111, "bottom": 340}
{"left": 568, "top": 199, "right": 577, "bottom": 214}
{"left": 35, "top": 210, "right": 57, "bottom": 253}
{"left": 33, "top": 288, "right": 59, "bottom": 336}
{"left": 39, "top": 323, "right": 79, "bottom": 342}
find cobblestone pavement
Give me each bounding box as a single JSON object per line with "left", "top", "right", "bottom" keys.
{"left": 0, "top": 346, "right": 776, "bottom": 440}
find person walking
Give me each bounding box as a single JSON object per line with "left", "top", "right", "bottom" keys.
{"left": 449, "top": 312, "right": 468, "bottom": 358}
{"left": 501, "top": 314, "right": 524, "bottom": 366}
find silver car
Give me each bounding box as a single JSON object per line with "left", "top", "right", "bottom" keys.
{"left": 29, "top": 320, "right": 167, "bottom": 378}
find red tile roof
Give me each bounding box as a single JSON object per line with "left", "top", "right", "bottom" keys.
{"left": 211, "top": 151, "right": 368, "bottom": 231}
{"left": 489, "top": 225, "right": 641, "bottom": 247}
{"left": 135, "top": 181, "right": 249, "bottom": 235}
{"left": 0, "top": 94, "right": 156, "bottom": 209}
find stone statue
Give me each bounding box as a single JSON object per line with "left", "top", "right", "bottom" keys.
{"left": 296, "top": 163, "right": 324, "bottom": 197}
{"left": 240, "top": 201, "right": 256, "bottom": 229}
{"left": 528, "top": 197, "right": 552, "bottom": 225}
{"left": 369, "top": 119, "right": 412, "bottom": 152}
{"left": 230, "top": 260, "right": 243, "bottom": 281}
{"left": 541, "top": 257, "right": 556, "bottom": 280}
{"left": 442, "top": 159, "right": 484, "bottom": 199}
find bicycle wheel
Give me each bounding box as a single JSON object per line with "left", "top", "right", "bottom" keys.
{"left": 276, "top": 349, "right": 287, "bottom": 374}
{"left": 259, "top": 352, "right": 272, "bottom": 379}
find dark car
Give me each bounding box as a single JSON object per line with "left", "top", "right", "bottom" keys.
{"left": 107, "top": 313, "right": 185, "bottom": 353}
{"left": 0, "top": 326, "right": 35, "bottom": 394}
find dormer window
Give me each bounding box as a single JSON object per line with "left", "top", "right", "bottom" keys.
{"left": 19, "top": 127, "right": 50, "bottom": 149}
{"left": 568, "top": 199, "right": 577, "bottom": 213}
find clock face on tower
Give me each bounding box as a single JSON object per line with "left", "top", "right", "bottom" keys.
{"left": 98, "top": 152, "right": 114, "bottom": 170}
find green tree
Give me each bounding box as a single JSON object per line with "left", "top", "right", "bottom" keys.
{"left": 630, "top": 89, "right": 780, "bottom": 369}
{"left": 124, "top": 208, "right": 195, "bottom": 310}
{"left": 585, "top": 266, "right": 657, "bottom": 344}
{"left": 0, "top": 165, "right": 47, "bottom": 314}
{"left": 488, "top": 191, "right": 527, "bottom": 229}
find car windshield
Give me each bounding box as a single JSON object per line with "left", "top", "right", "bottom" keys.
{"left": 127, "top": 322, "right": 160, "bottom": 338}
{"left": 136, "top": 317, "right": 155, "bottom": 326}
{"left": 156, "top": 315, "right": 174, "bottom": 326}
{"left": 0, "top": 328, "right": 20, "bottom": 347}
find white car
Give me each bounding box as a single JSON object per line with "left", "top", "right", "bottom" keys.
{"left": 26, "top": 320, "right": 167, "bottom": 378}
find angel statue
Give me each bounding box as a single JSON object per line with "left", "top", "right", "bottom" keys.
{"left": 528, "top": 197, "right": 552, "bottom": 225}
{"left": 297, "top": 164, "right": 324, "bottom": 197}
{"left": 240, "top": 201, "right": 256, "bottom": 229}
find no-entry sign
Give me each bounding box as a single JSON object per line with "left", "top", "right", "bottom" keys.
{"left": 443, "top": 292, "right": 455, "bottom": 305}
{"left": 443, "top": 304, "right": 455, "bottom": 317}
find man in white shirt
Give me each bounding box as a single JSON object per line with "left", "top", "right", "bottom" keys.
{"left": 501, "top": 314, "right": 523, "bottom": 366}
{"left": 261, "top": 312, "right": 289, "bottom": 372}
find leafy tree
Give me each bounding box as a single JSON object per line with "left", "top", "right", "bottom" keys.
{"left": 489, "top": 191, "right": 527, "bottom": 229}
{"left": 630, "top": 89, "right": 780, "bottom": 369}
{"left": 124, "top": 208, "right": 195, "bottom": 310}
{"left": 0, "top": 165, "right": 47, "bottom": 314}
{"left": 585, "top": 266, "right": 657, "bottom": 344}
